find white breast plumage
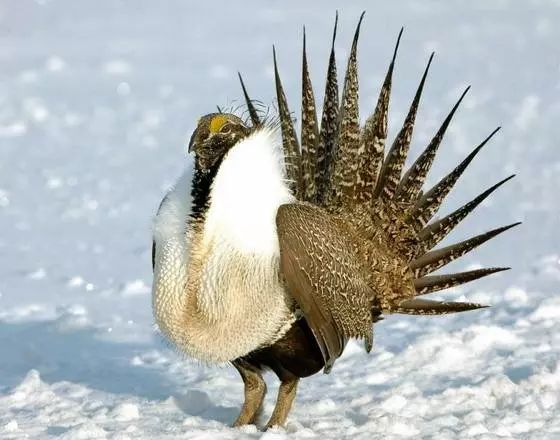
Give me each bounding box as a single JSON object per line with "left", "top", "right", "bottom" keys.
{"left": 152, "top": 128, "right": 296, "bottom": 363}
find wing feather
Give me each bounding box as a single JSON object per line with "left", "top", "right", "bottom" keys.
{"left": 276, "top": 203, "right": 374, "bottom": 372}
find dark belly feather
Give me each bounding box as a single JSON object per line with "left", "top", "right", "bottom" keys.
{"left": 238, "top": 318, "right": 325, "bottom": 380}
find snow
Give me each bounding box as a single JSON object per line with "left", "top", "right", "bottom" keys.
{"left": 0, "top": 0, "right": 558, "bottom": 438}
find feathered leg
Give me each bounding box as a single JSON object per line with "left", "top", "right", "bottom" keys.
{"left": 265, "top": 374, "right": 299, "bottom": 429}
{"left": 232, "top": 360, "right": 267, "bottom": 427}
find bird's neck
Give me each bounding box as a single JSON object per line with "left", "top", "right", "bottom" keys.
{"left": 189, "top": 159, "right": 222, "bottom": 222}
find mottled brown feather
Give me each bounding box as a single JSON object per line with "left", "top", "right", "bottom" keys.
{"left": 414, "top": 267, "right": 509, "bottom": 295}
{"left": 236, "top": 16, "right": 518, "bottom": 375}
{"left": 327, "top": 12, "right": 364, "bottom": 207}
{"left": 395, "top": 298, "right": 488, "bottom": 315}
{"left": 417, "top": 175, "right": 515, "bottom": 255}
{"left": 300, "top": 28, "right": 320, "bottom": 202}
{"left": 375, "top": 53, "right": 434, "bottom": 200}
{"left": 238, "top": 72, "right": 261, "bottom": 127}
{"left": 276, "top": 203, "right": 374, "bottom": 371}
{"left": 355, "top": 28, "right": 402, "bottom": 203}
{"left": 408, "top": 127, "right": 501, "bottom": 231}
{"left": 411, "top": 222, "right": 521, "bottom": 277}
{"left": 315, "top": 14, "right": 340, "bottom": 205}
{"left": 395, "top": 86, "right": 470, "bottom": 203}
{"left": 273, "top": 46, "right": 301, "bottom": 195}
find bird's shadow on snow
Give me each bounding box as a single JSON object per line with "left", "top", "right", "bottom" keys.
{"left": 171, "top": 390, "right": 239, "bottom": 424}
{"left": 0, "top": 320, "right": 226, "bottom": 404}
{"left": 0, "top": 320, "right": 177, "bottom": 399}
{"left": 0, "top": 319, "right": 241, "bottom": 424}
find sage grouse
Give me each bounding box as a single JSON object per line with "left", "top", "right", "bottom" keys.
{"left": 151, "top": 13, "right": 518, "bottom": 429}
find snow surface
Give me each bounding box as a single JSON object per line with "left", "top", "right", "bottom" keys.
{"left": 0, "top": 0, "right": 559, "bottom": 438}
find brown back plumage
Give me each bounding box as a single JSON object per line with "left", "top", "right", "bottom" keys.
{"left": 237, "top": 14, "right": 518, "bottom": 365}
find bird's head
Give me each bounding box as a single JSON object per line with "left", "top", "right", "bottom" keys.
{"left": 188, "top": 113, "right": 251, "bottom": 170}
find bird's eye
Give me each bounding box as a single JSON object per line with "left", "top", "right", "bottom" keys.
{"left": 219, "top": 124, "right": 232, "bottom": 134}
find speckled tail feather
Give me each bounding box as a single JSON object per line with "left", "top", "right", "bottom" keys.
{"left": 237, "top": 12, "right": 519, "bottom": 315}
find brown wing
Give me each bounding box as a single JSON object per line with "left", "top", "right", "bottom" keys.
{"left": 276, "top": 203, "right": 375, "bottom": 373}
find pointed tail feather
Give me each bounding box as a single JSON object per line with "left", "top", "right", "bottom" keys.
{"left": 259, "top": 17, "right": 517, "bottom": 322}
{"left": 327, "top": 12, "right": 364, "bottom": 207}
{"left": 356, "top": 28, "right": 403, "bottom": 203}
{"left": 414, "top": 267, "right": 509, "bottom": 295}
{"left": 417, "top": 174, "right": 515, "bottom": 255}
{"left": 411, "top": 222, "right": 521, "bottom": 277}
{"left": 395, "top": 298, "right": 488, "bottom": 315}
{"left": 375, "top": 53, "right": 434, "bottom": 200}
{"left": 301, "top": 27, "right": 320, "bottom": 202}
{"left": 273, "top": 46, "right": 301, "bottom": 195}
{"left": 315, "top": 13, "right": 340, "bottom": 204}
{"left": 238, "top": 72, "right": 261, "bottom": 126}
{"left": 408, "top": 127, "right": 501, "bottom": 231}
{"left": 395, "top": 86, "right": 470, "bottom": 203}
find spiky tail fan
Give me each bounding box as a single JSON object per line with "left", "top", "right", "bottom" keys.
{"left": 238, "top": 13, "right": 518, "bottom": 314}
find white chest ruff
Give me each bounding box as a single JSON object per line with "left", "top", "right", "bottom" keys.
{"left": 152, "top": 128, "right": 297, "bottom": 363}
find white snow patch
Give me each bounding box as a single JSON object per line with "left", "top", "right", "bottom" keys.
{"left": 504, "top": 286, "right": 529, "bottom": 305}
{"left": 3, "top": 420, "right": 18, "bottom": 432}
{"left": 389, "top": 421, "right": 419, "bottom": 437}
{"left": 466, "top": 423, "right": 489, "bottom": 436}
{"left": 365, "top": 372, "right": 390, "bottom": 385}
{"left": 46, "top": 176, "right": 64, "bottom": 189}
{"left": 117, "top": 81, "right": 131, "bottom": 96}
{"left": 45, "top": 56, "right": 66, "bottom": 72}
{"left": 120, "top": 279, "right": 151, "bottom": 296}
{"left": 18, "top": 69, "right": 39, "bottom": 83}
{"left": 464, "top": 325, "right": 522, "bottom": 351}
{"left": 28, "top": 267, "right": 47, "bottom": 280}
{"left": 11, "top": 370, "right": 48, "bottom": 401}
{"left": 103, "top": 60, "right": 132, "bottom": 75}
{"left": 530, "top": 298, "right": 560, "bottom": 320}
{"left": 59, "top": 422, "right": 107, "bottom": 440}
{"left": 111, "top": 403, "right": 140, "bottom": 421}
{"left": 54, "top": 304, "right": 90, "bottom": 330}
{"left": 209, "top": 64, "right": 231, "bottom": 79}
{"left": 67, "top": 276, "right": 85, "bottom": 287}
{"left": 23, "top": 98, "right": 49, "bottom": 122}
{"left": 0, "top": 121, "right": 27, "bottom": 137}
{"left": 381, "top": 394, "right": 408, "bottom": 413}
{"left": 0, "top": 189, "right": 10, "bottom": 207}
{"left": 514, "top": 95, "right": 540, "bottom": 132}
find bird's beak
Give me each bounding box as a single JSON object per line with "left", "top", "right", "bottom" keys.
{"left": 187, "top": 128, "right": 198, "bottom": 154}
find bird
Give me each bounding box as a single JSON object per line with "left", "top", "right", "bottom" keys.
{"left": 151, "top": 12, "right": 519, "bottom": 429}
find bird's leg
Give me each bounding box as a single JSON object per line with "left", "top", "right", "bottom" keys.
{"left": 231, "top": 359, "right": 267, "bottom": 427}
{"left": 265, "top": 375, "right": 299, "bottom": 429}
